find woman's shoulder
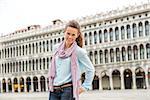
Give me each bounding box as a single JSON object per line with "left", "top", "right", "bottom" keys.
{"left": 76, "top": 46, "right": 87, "bottom": 56}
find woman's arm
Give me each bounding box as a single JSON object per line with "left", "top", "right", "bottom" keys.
{"left": 77, "top": 47, "right": 95, "bottom": 90}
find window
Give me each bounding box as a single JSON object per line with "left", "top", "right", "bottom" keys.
{"left": 109, "top": 28, "right": 113, "bottom": 41}
{"left": 121, "top": 26, "right": 125, "bottom": 39}
{"left": 133, "top": 23, "right": 137, "bottom": 38}
{"left": 115, "top": 27, "right": 119, "bottom": 40}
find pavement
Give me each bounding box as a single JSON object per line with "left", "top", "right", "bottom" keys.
{"left": 0, "top": 89, "right": 150, "bottom": 100}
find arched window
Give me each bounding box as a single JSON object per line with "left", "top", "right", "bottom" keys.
{"left": 94, "top": 51, "right": 98, "bottom": 64}
{"left": 132, "top": 23, "right": 137, "bottom": 38}
{"left": 99, "top": 50, "right": 103, "bottom": 63}
{"left": 104, "top": 50, "right": 108, "bottom": 63}
{"left": 121, "top": 26, "right": 125, "bottom": 39}
{"left": 109, "top": 28, "right": 113, "bottom": 41}
{"left": 29, "top": 44, "right": 31, "bottom": 54}
{"left": 116, "top": 48, "right": 120, "bottom": 62}
{"left": 133, "top": 45, "right": 138, "bottom": 60}
{"left": 32, "top": 43, "right": 34, "bottom": 54}
{"left": 99, "top": 30, "right": 102, "bottom": 43}
{"left": 140, "top": 44, "right": 144, "bottom": 59}
{"left": 127, "top": 25, "right": 131, "bottom": 39}
{"left": 145, "top": 21, "right": 149, "bottom": 36}
{"left": 89, "top": 32, "right": 92, "bottom": 45}
{"left": 146, "top": 44, "right": 150, "bottom": 59}
{"left": 46, "top": 40, "right": 49, "bottom": 52}
{"left": 84, "top": 33, "right": 88, "bottom": 45}
{"left": 94, "top": 31, "right": 97, "bottom": 44}
{"left": 43, "top": 41, "right": 45, "bottom": 52}
{"left": 115, "top": 27, "right": 119, "bottom": 40}
{"left": 128, "top": 46, "right": 132, "bottom": 61}
{"left": 139, "top": 22, "right": 143, "bottom": 37}
{"left": 36, "top": 43, "right": 38, "bottom": 53}
{"left": 110, "top": 49, "right": 114, "bottom": 62}
{"left": 104, "top": 29, "right": 108, "bottom": 42}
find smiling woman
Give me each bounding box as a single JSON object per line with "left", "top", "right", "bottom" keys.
{"left": 48, "top": 20, "right": 95, "bottom": 100}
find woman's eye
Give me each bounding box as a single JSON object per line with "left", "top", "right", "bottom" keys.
{"left": 67, "top": 33, "right": 70, "bottom": 35}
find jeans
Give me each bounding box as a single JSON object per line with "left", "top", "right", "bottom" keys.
{"left": 49, "top": 86, "right": 75, "bottom": 100}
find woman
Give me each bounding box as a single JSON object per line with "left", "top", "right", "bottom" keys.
{"left": 48, "top": 20, "right": 95, "bottom": 100}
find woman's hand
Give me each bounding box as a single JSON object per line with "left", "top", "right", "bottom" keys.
{"left": 79, "top": 87, "right": 85, "bottom": 94}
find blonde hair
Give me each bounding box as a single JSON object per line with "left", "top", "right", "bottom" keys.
{"left": 64, "top": 20, "right": 84, "bottom": 48}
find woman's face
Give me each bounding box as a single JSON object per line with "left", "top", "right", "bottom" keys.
{"left": 64, "top": 26, "right": 79, "bottom": 47}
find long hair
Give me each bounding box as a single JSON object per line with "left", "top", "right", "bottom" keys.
{"left": 64, "top": 20, "right": 84, "bottom": 48}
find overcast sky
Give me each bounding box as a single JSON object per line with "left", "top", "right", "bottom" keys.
{"left": 0, "top": 0, "right": 149, "bottom": 35}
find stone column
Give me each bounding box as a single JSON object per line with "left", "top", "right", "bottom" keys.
{"left": 24, "top": 78, "right": 27, "bottom": 92}
{"left": 45, "top": 76, "right": 48, "bottom": 91}
{"left": 31, "top": 77, "right": 34, "bottom": 92}
{"left": 38, "top": 77, "right": 41, "bottom": 92}
{"left": 109, "top": 73, "right": 113, "bottom": 90}
{"left": 99, "top": 74, "right": 102, "bottom": 90}
{"left": 18, "top": 78, "right": 20, "bottom": 92}
{"left": 120, "top": 70, "right": 125, "bottom": 90}
{"left": 145, "top": 71, "right": 149, "bottom": 89}
{"left": 144, "top": 44, "right": 147, "bottom": 59}
{"left": 143, "top": 21, "right": 146, "bottom": 37}
{"left": 132, "top": 69, "right": 136, "bottom": 89}
{"left": 6, "top": 79, "right": 8, "bottom": 93}
{"left": 0, "top": 80, "right": 2, "bottom": 93}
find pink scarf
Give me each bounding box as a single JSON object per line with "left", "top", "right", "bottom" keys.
{"left": 49, "top": 41, "right": 80, "bottom": 100}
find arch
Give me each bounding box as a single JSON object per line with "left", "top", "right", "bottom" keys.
{"left": 33, "top": 76, "right": 38, "bottom": 92}
{"left": 26, "top": 77, "right": 31, "bottom": 92}
{"left": 40, "top": 76, "right": 46, "bottom": 92}
{"left": 112, "top": 70, "right": 121, "bottom": 89}
{"left": 13, "top": 78, "right": 18, "bottom": 92}
{"left": 2, "top": 78, "right": 6, "bottom": 92}
{"left": 135, "top": 67, "right": 146, "bottom": 89}
{"left": 20, "top": 77, "right": 24, "bottom": 92}
{"left": 101, "top": 71, "right": 110, "bottom": 90}
{"left": 92, "top": 75, "right": 99, "bottom": 90}
{"left": 8, "top": 78, "right": 12, "bottom": 92}
{"left": 124, "top": 69, "right": 133, "bottom": 89}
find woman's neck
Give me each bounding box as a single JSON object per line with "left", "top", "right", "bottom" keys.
{"left": 65, "top": 42, "right": 72, "bottom": 49}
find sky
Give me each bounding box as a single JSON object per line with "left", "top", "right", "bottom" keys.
{"left": 0, "top": 0, "right": 149, "bottom": 35}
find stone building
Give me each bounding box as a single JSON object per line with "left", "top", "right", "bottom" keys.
{"left": 0, "top": 3, "right": 150, "bottom": 93}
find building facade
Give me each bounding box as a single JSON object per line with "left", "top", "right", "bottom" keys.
{"left": 0, "top": 3, "right": 150, "bottom": 93}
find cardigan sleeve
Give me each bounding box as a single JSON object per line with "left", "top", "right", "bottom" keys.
{"left": 77, "top": 47, "right": 95, "bottom": 90}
